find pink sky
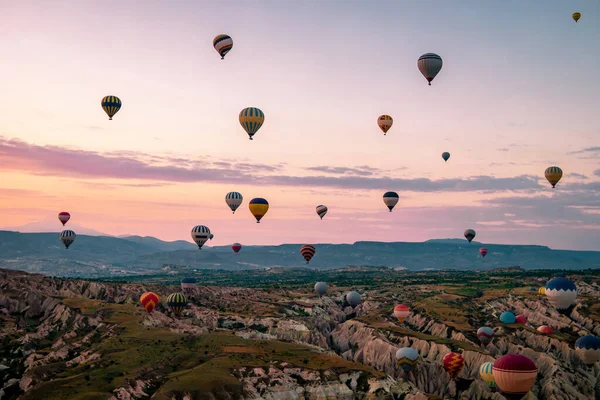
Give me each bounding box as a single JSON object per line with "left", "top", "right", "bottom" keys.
{"left": 1, "top": 1, "right": 599, "bottom": 250}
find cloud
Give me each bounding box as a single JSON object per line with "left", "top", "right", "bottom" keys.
{"left": 0, "top": 137, "right": 551, "bottom": 193}
{"left": 497, "top": 148, "right": 510, "bottom": 152}
{"left": 567, "top": 146, "right": 600, "bottom": 155}
{"left": 569, "top": 173, "right": 589, "bottom": 179}
{"left": 595, "top": 169, "right": 600, "bottom": 178}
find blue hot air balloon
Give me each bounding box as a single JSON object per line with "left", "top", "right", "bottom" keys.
{"left": 500, "top": 311, "right": 516, "bottom": 324}
{"left": 545, "top": 277, "right": 577, "bottom": 311}
{"left": 396, "top": 347, "right": 419, "bottom": 372}
{"left": 575, "top": 336, "right": 600, "bottom": 364}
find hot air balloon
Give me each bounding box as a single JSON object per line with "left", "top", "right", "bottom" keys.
{"left": 101, "top": 96, "right": 121, "bottom": 120}
{"left": 418, "top": 53, "right": 443, "bottom": 86}
{"left": 346, "top": 291, "right": 362, "bottom": 307}
{"left": 500, "top": 311, "right": 516, "bottom": 324}
{"left": 58, "top": 212, "right": 70, "bottom": 226}
{"left": 249, "top": 198, "right": 269, "bottom": 223}
{"left": 377, "top": 115, "right": 393, "bottom": 135}
{"left": 477, "top": 327, "right": 495, "bottom": 347}
{"left": 479, "top": 248, "right": 488, "bottom": 257}
{"left": 442, "top": 152, "right": 450, "bottom": 162}
{"left": 396, "top": 347, "right": 419, "bottom": 372}
{"left": 545, "top": 277, "right": 577, "bottom": 312}
{"left": 393, "top": 304, "right": 411, "bottom": 323}
{"left": 60, "top": 230, "right": 76, "bottom": 249}
{"left": 232, "top": 242, "right": 242, "bottom": 255}
{"left": 575, "top": 336, "right": 600, "bottom": 364}
{"left": 538, "top": 287, "right": 546, "bottom": 295}
{"left": 191, "top": 225, "right": 211, "bottom": 249}
{"left": 537, "top": 325, "right": 553, "bottom": 335}
{"left": 239, "top": 107, "right": 264, "bottom": 140}
{"left": 300, "top": 244, "right": 316, "bottom": 264}
{"left": 166, "top": 293, "right": 188, "bottom": 315}
{"left": 479, "top": 362, "right": 496, "bottom": 388}
{"left": 515, "top": 315, "right": 527, "bottom": 325}
{"left": 493, "top": 354, "right": 537, "bottom": 400}
{"left": 443, "top": 352, "right": 465, "bottom": 379}
{"left": 464, "top": 229, "right": 476, "bottom": 243}
{"left": 225, "top": 192, "right": 243, "bottom": 214}
{"left": 140, "top": 292, "right": 159, "bottom": 313}
{"left": 314, "top": 282, "right": 328, "bottom": 297}
{"left": 316, "top": 205, "right": 328, "bottom": 220}
{"left": 545, "top": 166, "right": 563, "bottom": 188}
{"left": 213, "top": 34, "right": 233, "bottom": 59}
{"left": 383, "top": 191, "right": 399, "bottom": 212}
{"left": 209, "top": 233, "right": 214, "bottom": 240}
{"left": 181, "top": 278, "right": 197, "bottom": 295}
{"left": 572, "top": 12, "right": 581, "bottom": 23}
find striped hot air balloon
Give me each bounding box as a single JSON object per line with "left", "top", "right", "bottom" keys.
{"left": 393, "top": 304, "right": 411, "bottom": 323}
{"left": 166, "top": 293, "right": 188, "bottom": 315}
{"left": 58, "top": 212, "right": 70, "bottom": 226}
{"left": 377, "top": 115, "right": 393, "bottom": 135}
{"left": 213, "top": 34, "right": 233, "bottom": 59}
{"left": 479, "top": 362, "right": 496, "bottom": 388}
{"left": 60, "top": 230, "right": 76, "bottom": 249}
{"left": 316, "top": 205, "right": 328, "bottom": 220}
{"left": 249, "top": 198, "right": 269, "bottom": 223}
{"left": 239, "top": 107, "right": 264, "bottom": 140}
{"left": 477, "top": 326, "right": 495, "bottom": 347}
{"left": 538, "top": 287, "right": 546, "bottom": 295}
{"left": 493, "top": 354, "right": 537, "bottom": 400}
{"left": 464, "top": 229, "right": 476, "bottom": 243}
{"left": 140, "top": 292, "right": 159, "bottom": 313}
{"left": 417, "top": 53, "right": 443, "bottom": 85}
{"left": 225, "top": 192, "right": 243, "bottom": 214}
{"left": 383, "top": 191, "right": 399, "bottom": 212}
{"left": 300, "top": 244, "right": 316, "bottom": 264}
{"left": 575, "top": 336, "right": 600, "bottom": 364}
{"left": 191, "top": 225, "right": 211, "bottom": 249}
{"left": 396, "top": 347, "right": 419, "bottom": 372}
{"left": 537, "top": 325, "right": 553, "bottom": 335}
{"left": 232, "top": 242, "right": 242, "bottom": 255}
{"left": 181, "top": 278, "right": 197, "bottom": 295}
{"left": 545, "top": 166, "right": 563, "bottom": 188}
{"left": 443, "top": 352, "right": 465, "bottom": 379}
{"left": 545, "top": 277, "right": 577, "bottom": 312}
{"left": 101, "top": 95, "right": 121, "bottom": 120}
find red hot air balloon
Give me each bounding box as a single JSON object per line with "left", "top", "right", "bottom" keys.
{"left": 393, "top": 304, "right": 411, "bottom": 323}
{"left": 479, "top": 248, "right": 488, "bottom": 257}
{"left": 493, "top": 354, "right": 537, "bottom": 400}
{"left": 443, "top": 352, "right": 465, "bottom": 379}
{"left": 537, "top": 325, "right": 553, "bottom": 335}
{"left": 232, "top": 243, "right": 242, "bottom": 255}
{"left": 140, "top": 292, "right": 159, "bottom": 313}
{"left": 58, "top": 212, "right": 70, "bottom": 226}
{"left": 477, "top": 327, "right": 495, "bottom": 347}
{"left": 515, "top": 315, "right": 527, "bottom": 324}
{"left": 300, "top": 244, "right": 316, "bottom": 264}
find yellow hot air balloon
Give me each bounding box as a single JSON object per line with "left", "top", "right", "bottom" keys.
{"left": 249, "top": 198, "right": 269, "bottom": 223}
{"left": 239, "top": 107, "right": 264, "bottom": 140}
{"left": 545, "top": 166, "right": 563, "bottom": 188}
{"left": 377, "top": 115, "right": 393, "bottom": 135}
{"left": 101, "top": 96, "right": 121, "bottom": 120}
{"left": 572, "top": 12, "right": 581, "bottom": 23}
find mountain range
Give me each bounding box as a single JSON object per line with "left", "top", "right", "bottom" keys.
{"left": 1, "top": 230, "right": 599, "bottom": 278}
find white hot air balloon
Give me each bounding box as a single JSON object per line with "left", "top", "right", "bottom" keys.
{"left": 314, "top": 282, "right": 328, "bottom": 296}
{"left": 191, "top": 225, "right": 211, "bottom": 249}
{"left": 417, "top": 53, "right": 443, "bottom": 85}
{"left": 225, "top": 192, "right": 243, "bottom": 214}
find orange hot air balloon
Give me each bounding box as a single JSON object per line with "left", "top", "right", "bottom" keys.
{"left": 140, "top": 292, "right": 159, "bottom": 313}
{"left": 443, "top": 352, "right": 465, "bottom": 379}
{"left": 493, "top": 354, "right": 537, "bottom": 400}
{"left": 393, "top": 304, "right": 411, "bottom": 323}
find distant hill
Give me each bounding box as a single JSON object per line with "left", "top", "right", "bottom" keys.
{"left": 0, "top": 231, "right": 599, "bottom": 278}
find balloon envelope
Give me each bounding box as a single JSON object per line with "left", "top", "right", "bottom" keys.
{"left": 346, "top": 291, "right": 362, "bottom": 307}
{"left": 417, "top": 53, "right": 443, "bottom": 85}
{"left": 377, "top": 115, "right": 393, "bottom": 135}
{"left": 60, "top": 230, "right": 76, "bottom": 249}
{"left": 545, "top": 277, "right": 577, "bottom": 311}
{"left": 572, "top": 12, "right": 581, "bottom": 22}
{"left": 181, "top": 278, "right": 197, "bottom": 295}
{"left": 239, "top": 107, "right": 264, "bottom": 140}
{"left": 500, "top": 312, "right": 516, "bottom": 324}
{"left": 232, "top": 243, "right": 242, "bottom": 254}
{"left": 464, "top": 229, "right": 476, "bottom": 243}
{"left": 515, "top": 315, "right": 527, "bottom": 324}
{"left": 443, "top": 352, "right": 465, "bottom": 379}
{"left": 213, "top": 34, "right": 233, "bottom": 59}
{"left": 166, "top": 293, "right": 188, "bottom": 315}
{"left": 493, "top": 354, "right": 537, "bottom": 398}
{"left": 225, "top": 192, "right": 243, "bottom": 213}
{"left": 300, "top": 244, "right": 316, "bottom": 264}
{"left": 479, "top": 362, "right": 496, "bottom": 387}
{"left": 191, "top": 225, "right": 211, "bottom": 249}
{"left": 314, "top": 282, "right": 328, "bottom": 296}
{"left": 477, "top": 326, "right": 495, "bottom": 346}
{"left": 393, "top": 304, "right": 411, "bottom": 323}
{"left": 396, "top": 347, "right": 419, "bottom": 372}
{"left": 140, "top": 292, "right": 159, "bottom": 313}
{"left": 249, "top": 198, "right": 269, "bottom": 223}
{"left": 545, "top": 166, "right": 563, "bottom": 188}
{"left": 316, "top": 205, "right": 328, "bottom": 220}
{"left": 101, "top": 95, "right": 121, "bottom": 120}
{"left": 383, "top": 191, "right": 399, "bottom": 212}
{"left": 575, "top": 336, "right": 600, "bottom": 364}
{"left": 442, "top": 152, "right": 450, "bottom": 162}
{"left": 537, "top": 325, "right": 553, "bottom": 335}
{"left": 479, "top": 248, "right": 488, "bottom": 257}
{"left": 58, "top": 212, "right": 70, "bottom": 226}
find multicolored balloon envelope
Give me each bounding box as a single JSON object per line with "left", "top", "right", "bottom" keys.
{"left": 500, "top": 311, "right": 516, "bottom": 324}
{"left": 232, "top": 242, "right": 242, "bottom": 255}
{"left": 377, "top": 115, "right": 393, "bottom": 135}
{"left": 575, "top": 336, "right": 600, "bottom": 364}
{"left": 60, "top": 230, "right": 76, "bottom": 249}
{"left": 300, "top": 244, "right": 316, "bottom": 264}
{"left": 314, "top": 282, "right": 328, "bottom": 296}
{"left": 101, "top": 95, "right": 121, "bottom": 120}
{"left": 180, "top": 277, "right": 197, "bottom": 295}
{"left": 537, "top": 325, "right": 553, "bottom": 335}
{"left": 417, "top": 53, "right": 443, "bottom": 85}
{"left": 140, "top": 292, "right": 159, "bottom": 313}
{"left": 239, "top": 107, "right": 264, "bottom": 140}
{"left": 443, "top": 352, "right": 465, "bottom": 379}
{"left": 58, "top": 212, "right": 70, "bottom": 226}
{"left": 393, "top": 304, "right": 411, "bottom": 323}
{"left": 464, "top": 229, "right": 476, "bottom": 243}
{"left": 225, "top": 192, "right": 243, "bottom": 214}
{"left": 249, "top": 198, "right": 269, "bottom": 223}
{"left": 493, "top": 354, "right": 537, "bottom": 400}
{"left": 191, "top": 225, "right": 211, "bottom": 249}
{"left": 316, "top": 205, "right": 328, "bottom": 220}
{"left": 166, "top": 293, "right": 188, "bottom": 315}
{"left": 383, "top": 191, "right": 399, "bottom": 212}
{"left": 572, "top": 12, "right": 581, "bottom": 23}
{"left": 396, "top": 347, "right": 419, "bottom": 372}
{"left": 477, "top": 326, "right": 495, "bottom": 347}
{"left": 479, "top": 362, "right": 496, "bottom": 388}
{"left": 545, "top": 166, "right": 563, "bottom": 188}
{"left": 213, "top": 34, "right": 233, "bottom": 59}
{"left": 545, "top": 277, "right": 577, "bottom": 311}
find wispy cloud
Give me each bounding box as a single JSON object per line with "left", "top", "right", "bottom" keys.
{"left": 567, "top": 146, "right": 600, "bottom": 155}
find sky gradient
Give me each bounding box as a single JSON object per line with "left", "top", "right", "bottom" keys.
{"left": 1, "top": 0, "right": 599, "bottom": 250}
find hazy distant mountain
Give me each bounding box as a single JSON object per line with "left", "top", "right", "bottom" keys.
{"left": 5, "top": 216, "right": 109, "bottom": 236}
{"left": 119, "top": 235, "right": 196, "bottom": 251}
